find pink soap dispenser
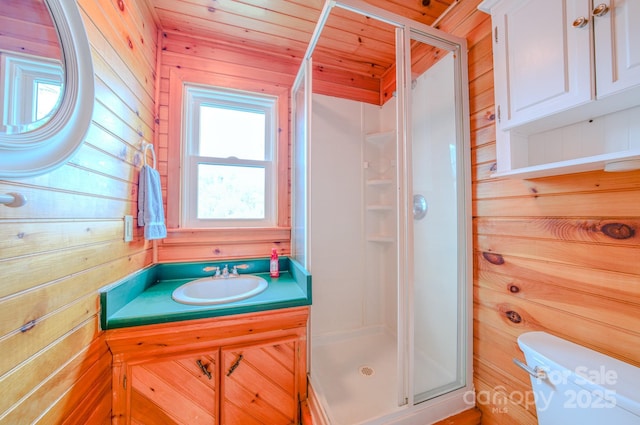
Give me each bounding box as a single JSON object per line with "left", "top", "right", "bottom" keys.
{"left": 270, "top": 248, "right": 280, "bottom": 278}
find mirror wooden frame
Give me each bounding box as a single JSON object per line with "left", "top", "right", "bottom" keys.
{"left": 0, "top": 0, "right": 94, "bottom": 178}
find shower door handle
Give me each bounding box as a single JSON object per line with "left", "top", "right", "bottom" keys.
{"left": 413, "top": 194, "right": 427, "bottom": 220}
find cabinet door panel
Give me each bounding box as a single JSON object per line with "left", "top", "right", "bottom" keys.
{"left": 495, "top": 0, "right": 592, "bottom": 127}
{"left": 595, "top": 0, "right": 640, "bottom": 97}
{"left": 131, "top": 389, "right": 182, "bottom": 425}
{"left": 238, "top": 341, "right": 296, "bottom": 395}
{"left": 223, "top": 402, "right": 265, "bottom": 425}
{"left": 131, "top": 354, "right": 217, "bottom": 425}
{"left": 222, "top": 342, "right": 297, "bottom": 425}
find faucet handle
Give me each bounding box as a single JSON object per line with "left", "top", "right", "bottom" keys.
{"left": 231, "top": 266, "right": 239, "bottom": 276}
{"left": 203, "top": 266, "right": 221, "bottom": 277}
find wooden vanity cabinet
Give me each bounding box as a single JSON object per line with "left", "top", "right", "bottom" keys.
{"left": 106, "top": 307, "right": 309, "bottom": 425}
{"left": 128, "top": 351, "right": 218, "bottom": 424}
{"left": 221, "top": 339, "right": 298, "bottom": 424}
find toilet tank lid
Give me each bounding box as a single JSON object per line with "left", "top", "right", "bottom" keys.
{"left": 518, "top": 331, "right": 640, "bottom": 416}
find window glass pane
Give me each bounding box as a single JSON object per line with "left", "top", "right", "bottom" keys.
{"left": 199, "top": 105, "right": 265, "bottom": 160}
{"left": 34, "top": 81, "right": 61, "bottom": 120}
{"left": 197, "top": 164, "right": 265, "bottom": 219}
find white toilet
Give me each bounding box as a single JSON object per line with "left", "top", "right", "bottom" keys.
{"left": 517, "top": 331, "right": 640, "bottom": 424}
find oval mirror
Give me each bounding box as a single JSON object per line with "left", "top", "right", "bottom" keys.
{"left": 0, "top": 0, "right": 94, "bottom": 178}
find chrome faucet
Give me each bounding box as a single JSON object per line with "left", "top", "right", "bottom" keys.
{"left": 204, "top": 264, "right": 240, "bottom": 279}
{"left": 203, "top": 266, "right": 221, "bottom": 278}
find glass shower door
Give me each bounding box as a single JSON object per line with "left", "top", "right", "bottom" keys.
{"left": 293, "top": 1, "right": 472, "bottom": 422}
{"left": 407, "top": 31, "right": 470, "bottom": 404}
{"left": 291, "top": 58, "right": 311, "bottom": 267}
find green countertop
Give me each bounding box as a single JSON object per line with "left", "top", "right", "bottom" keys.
{"left": 100, "top": 257, "right": 311, "bottom": 329}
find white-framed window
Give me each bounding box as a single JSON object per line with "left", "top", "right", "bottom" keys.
{"left": 0, "top": 51, "right": 63, "bottom": 133}
{"left": 182, "top": 84, "right": 278, "bottom": 228}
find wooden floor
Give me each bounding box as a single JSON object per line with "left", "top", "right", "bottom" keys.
{"left": 300, "top": 403, "right": 481, "bottom": 425}
{"left": 434, "top": 408, "right": 483, "bottom": 425}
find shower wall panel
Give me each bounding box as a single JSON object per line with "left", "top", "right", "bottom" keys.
{"left": 310, "top": 94, "right": 366, "bottom": 337}
{"left": 310, "top": 94, "right": 399, "bottom": 339}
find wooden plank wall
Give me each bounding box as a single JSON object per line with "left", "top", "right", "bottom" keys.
{"left": 155, "top": 31, "right": 300, "bottom": 262}
{"left": 154, "top": 2, "right": 640, "bottom": 424}
{"left": 457, "top": 2, "right": 640, "bottom": 425}
{"left": 1, "top": 1, "right": 637, "bottom": 423}
{"left": 0, "top": 0, "right": 157, "bottom": 423}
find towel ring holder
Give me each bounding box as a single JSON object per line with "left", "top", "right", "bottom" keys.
{"left": 141, "top": 141, "right": 156, "bottom": 169}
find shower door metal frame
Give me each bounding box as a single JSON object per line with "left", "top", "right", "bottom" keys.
{"left": 291, "top": 57, "right": 312, "bottom": 269}
{"left": 296, "top": 0, "right": 474, "bottom": 415}
{"left": 291, "top": 0, "right": 333, "bottom": 270}
{"left": 403, "top": 27, "right": 473, "bottom": 405}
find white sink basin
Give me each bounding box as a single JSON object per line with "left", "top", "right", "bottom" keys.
{"left": 172, "top": 275, "right": 268, "bottom": 305}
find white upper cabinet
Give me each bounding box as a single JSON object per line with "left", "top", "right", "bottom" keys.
{"left": 594, "top": 0, "right": 640, "bottom": 98}
{"left": 479, "top": 0, "right": 640, "bottom": 178}
{"left": 491, "top": 0, "right": 592, "bottom": 128}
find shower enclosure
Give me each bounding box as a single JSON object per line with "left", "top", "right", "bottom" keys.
{"left": 292, "top": 2, "right": 472, "bottom": 423}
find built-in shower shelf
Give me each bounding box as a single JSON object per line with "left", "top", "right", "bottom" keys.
{"left": 366, "top": 178, "right": 393, "bottom": 186}
{"left": 367, "top": 235, "right": 395, "bottom": 243}
{"left": 365, "top": 130, "right": 395, "bottom": 145}
{"left": 366, "top": 205, "right": 393, "bottom": 211}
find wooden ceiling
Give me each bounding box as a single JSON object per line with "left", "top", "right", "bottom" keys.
{"left": 148, "top": 0, "right": 457, "bottom": 104}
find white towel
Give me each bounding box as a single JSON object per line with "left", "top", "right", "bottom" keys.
{"left": 138, "top": 164, "right": 167, "bottom": 240}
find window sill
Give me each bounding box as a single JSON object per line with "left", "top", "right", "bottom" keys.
{"left": 162, "top": 227, "right": 290, "bottom": 245}
{"left": 157, "top": 227, "right": 291, "bottom": 262}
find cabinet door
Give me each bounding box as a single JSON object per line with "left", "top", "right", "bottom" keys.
{"left": 594, "top": 0, "right": 640, "bottom": 97}
{"left": 129, "top": 353, "right": 218, "bottom": 425}
{"left": 221, "top": 339, "right": 297, "bottom": 425}
{"left": 493, "top": 0, "right": 593, "bottom": 129}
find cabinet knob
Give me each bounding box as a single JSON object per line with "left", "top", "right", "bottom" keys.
{"left": 572, "top": 16, "right": 589, "bottom": 28}
{"left": 226, "top": 354, "right": 244, "bottom": 376}
{"left": 196, "top": 359, "right": 212, "bottom": 380}
{"left": 592, "top": 3, "right": 610, "bottom": 17}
